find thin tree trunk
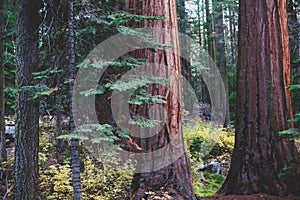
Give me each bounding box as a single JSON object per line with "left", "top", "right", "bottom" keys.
{"left": 178, "top": 0, "right": 193, "bottom": 112}
{"left": 0, "top": 0, "right": 7, "bottom": 198}
{"left": 202, "top": 0, "right": 206, "bottom": 49}
{"left": 0, "top": 0, "right": 7, "bottom": 164}
{"left": 229, "top": 0, "right": 237, "bottom": 66}
{"left": 288, "top": 0, "right": 300, "bottom": 119}
{"left": 214, "top": 0, "right": 230, "bottom": 127}
{"left": 288, "top": 0, "right": 297, "bottom": 68}
{"left": 297, "top": 0, "right": 300, "bottom": 73}
{"left": 0, "top": 3, "right": 7, "bottom": 197}
{"left": 68, "top": 0, "right": 82, "bottom": 199}
{"left": 196, "top": 0, "right": 202, "bottom": 47}
{"left": 219, "top": 0, "right": 299, "bottom": 196}
{"left": 202, "top": 0, "right": 215, "bottom": 105}
{"left": 200, "top": 0, "right": 210, "bottom": 105}
{"left": 56, "top": 99, "right": 63, "bottom": 151}
{"left": 205, "top": 0, "right": 216, "bottom": 61}
{"left": 13, "top": 0, "right": 40, "bottom": 199}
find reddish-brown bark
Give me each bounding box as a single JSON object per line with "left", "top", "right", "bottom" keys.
{"left": 125, "top": 0, "right": 197, "bottom": 199}
{"left": 218, "top": 0, "right": 299, "bottom": 196}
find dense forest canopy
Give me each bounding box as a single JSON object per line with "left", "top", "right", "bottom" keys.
{"left": 0, "top": 0, "right": 299, "bottom": 199}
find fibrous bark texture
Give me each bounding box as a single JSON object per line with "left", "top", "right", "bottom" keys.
{"left": 125, "top": 0, "right": 197, "bottom": 199}
{"left": 219, "top": 0, "right": 299, "bottom": 196}
{"left": 13, "top": 1, "right": 41, "bottom": 199}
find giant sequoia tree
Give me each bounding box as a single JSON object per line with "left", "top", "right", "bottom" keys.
{"left": 219, "top": 0, "right": 299, "bottom": 196}
{"left": 125, "top": 0, "right": 197, "bottom": 199}
{"left": 13, "top": 0, "right": 41, "bottom": 199}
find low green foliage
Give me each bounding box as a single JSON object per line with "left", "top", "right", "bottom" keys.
{"left": 183, "top": 120, "right": 234, "bottom": 197}
{"left": 40, "top": 164, "right": 73, "bottom": 199}
{"left": 1, "top": 119, "right": 235, "bottom": 199}
{"left": 39, "top": 153, "right": 134, "bottom": 199}
{"left": 281, "top": 82, "right": 300, "bottom": 141}
{"left": 129, "top": 115, "right": 162, "bottom": 128}
{"left": 228, "top": 91, "right": 236, "bottom": 120}
{"left": 183, "top": 121, "right": 234, "bottom": 161}
{"left": 37, "top": 128, "right": 134, "bottom": 199}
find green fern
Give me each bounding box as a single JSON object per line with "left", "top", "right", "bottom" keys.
{"left": 129, "top": 116, "right": 162, "bottom": 128}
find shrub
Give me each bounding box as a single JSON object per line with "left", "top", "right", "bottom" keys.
{"left": 39, "top": 152, "right": 134, "bottom": 199}
{"left": 183, "top": 121, "right": 233, "bottom": 197}
{"left": 183, "top": 121, "right": 234, "bottom": 161}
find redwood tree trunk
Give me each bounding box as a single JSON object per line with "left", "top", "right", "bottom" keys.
{"left": 126, "top": 0, "right": 196, "bottom": 199}
{"left": 13, "top": 0, "right": 41, "bottom": 199}
{"left": 219, "top": 0, "right": 298, "bottom": 196}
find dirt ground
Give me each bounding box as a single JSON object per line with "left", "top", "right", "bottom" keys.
{"left": 197, "top": 194, "right": 300, "bottom": 200}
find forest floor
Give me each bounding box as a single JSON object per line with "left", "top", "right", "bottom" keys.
{"left": 197, "top": 194, "right": 300, "bottom": 200}
{"left": 3, "top": 107, "right": 300, "bottom": 199}
{"left": 188, "top": 104, "right": 300, "bottom": 200}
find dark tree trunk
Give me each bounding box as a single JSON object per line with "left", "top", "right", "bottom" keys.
{"left": 288, "top": 0, "right": 299, "bottom": 75}
{"left": 177, "top": 0, "right": 187, "bottom": 33}
{"left": 0, "top": 3, "right": 7, "bottom": 197}
{"left": 202, "top": 0, "right": 206, "bottom": 48}
{"left": 229, "top": 0, "right": 237, "bottom": 66}
{"left": 202, "top": 0, "right": 215, "bottom": 105}
{"left": 288, "top": 0, "right": 298, "bottom": 68}
{"left": 126, "top": 0, "right": 197, "bottom": 199}
{"left": 288, "top": 0, "right": 300, "bottom": 119}
{"left": 205, "top": 0, "right": 216, "bottom": 62}
{"left": 214, "top": 0, "right": 230, "bottom": 127}
{"left": 196, "top": 0, "right": 202, "bottom": 47}
{"left": 177, "top": 0, "right": 193, "bottom": 112}
{"left": 67, "top": 0, "right": 82, "bottom": 199}
{"left": 0, "top": 0, "right": 7, "bottom": 164}
{"left": 219, "top": 0, "right": 299, "bottom": 196}
{"left": 197, "top": 0, "right": 210, "bottom": 106}
{"left": 55, "top": 100, "right": 63, "bottom": 151}
{"left": 13, "top": 0, "right": 41, "bottom": 199}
